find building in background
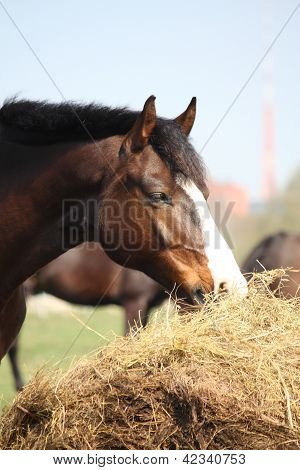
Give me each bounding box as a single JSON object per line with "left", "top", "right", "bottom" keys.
{"left": 208, "top": 180, "right": 250, "bottom": 219}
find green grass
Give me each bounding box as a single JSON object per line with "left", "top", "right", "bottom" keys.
{"left": 0, "top": 297, "right": 124, "bottom": 412}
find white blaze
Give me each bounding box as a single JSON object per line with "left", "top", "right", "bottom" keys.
{"left": 182, "top": 181, "right": 248, "bottom": 297}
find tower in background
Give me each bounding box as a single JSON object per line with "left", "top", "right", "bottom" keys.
{"left": 261, "top": 0, "right": 277, "bottom": 201}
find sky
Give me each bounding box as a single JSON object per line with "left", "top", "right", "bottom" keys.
{"left": 0, "top": 0, "right": 299, "bottom": 200}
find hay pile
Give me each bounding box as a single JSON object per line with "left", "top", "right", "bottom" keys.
{"left": 1, "top": 271, "right": 300, "bottom": 450}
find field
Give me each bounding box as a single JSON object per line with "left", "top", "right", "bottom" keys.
{"left": 0, "top": 294, "right": 124, "bottom": 412}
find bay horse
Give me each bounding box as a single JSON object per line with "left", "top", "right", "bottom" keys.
{"left": 242, "top": 232, "right": 300, "bottom": 297}
{"left": 0, "top": 95, "right": 247, "bottom": 364}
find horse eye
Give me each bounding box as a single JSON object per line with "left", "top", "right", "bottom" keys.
{"left": 148, "top": 192, "right": 172, "bottom": 205}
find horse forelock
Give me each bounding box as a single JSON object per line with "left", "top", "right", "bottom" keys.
{"left": 151, "top": 119, "right": 207, "bottom": 194}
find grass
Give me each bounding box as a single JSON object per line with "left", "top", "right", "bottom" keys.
{"left": 0, "top": 294, "right": 124, "bottom": 411}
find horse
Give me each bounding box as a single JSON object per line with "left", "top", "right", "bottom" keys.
{"left": 0, "top": 94, "right": 247, "bottom": 364}
{"left": 241, "top": 232, "right": 300, "bottom": 297}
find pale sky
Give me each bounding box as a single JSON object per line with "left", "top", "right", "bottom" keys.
{"left": 1, "top": 0, "right": 299, "bottom": 200}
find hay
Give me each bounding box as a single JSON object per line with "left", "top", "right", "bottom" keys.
{"left": 1, "top": 270, "right": 300, "bottom": 450}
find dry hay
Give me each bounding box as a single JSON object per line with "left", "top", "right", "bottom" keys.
{"left": 1, "top": 270, "right": 300, "bottom": 450}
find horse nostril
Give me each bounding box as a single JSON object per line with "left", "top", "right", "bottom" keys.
{"left": 219, "top": 282, "right": 229, "bottom": 294}
{"left": 193, "top": 289, "right": 206, "bottom": 305}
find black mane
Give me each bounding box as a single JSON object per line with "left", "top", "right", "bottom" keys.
{"left": 0, "top": 99, "right": 207, "bottom": 190}
{"left": 0, "top": 99, "right": 139, "bottom": 140}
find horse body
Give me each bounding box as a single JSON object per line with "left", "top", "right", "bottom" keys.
{"left": 0, "top": 95, "right": 247, "bottom": 363}
{"left": 242, "top": 232, "right": 300, "bottom": 297}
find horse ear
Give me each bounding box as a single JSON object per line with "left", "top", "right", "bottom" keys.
{"left": 174, "top": 97, "right": 196, "bottom": 136}
{"left": 122, "top": 95, "right": 157, "bottom": 154}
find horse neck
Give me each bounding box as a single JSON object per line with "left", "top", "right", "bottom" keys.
{"left": 2, "top": 135, "right": 121, "bottom": 217}
{"left": 0, "top": 135, "right": 122, "bottom": 300}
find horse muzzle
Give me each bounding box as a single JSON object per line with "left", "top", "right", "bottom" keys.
{"left": 192, "top": 288, "right": 206, "bottom": 305}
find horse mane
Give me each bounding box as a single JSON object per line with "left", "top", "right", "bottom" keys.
{"left": 0, "top": 98, "right": 139, "bottom": 139}
{"left": 0, "top": 98, "right": 207, "bottom": 191}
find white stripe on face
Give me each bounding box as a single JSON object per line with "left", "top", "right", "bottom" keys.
{"left": 181, "top": 181, "right": 248, "bottom": 297}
